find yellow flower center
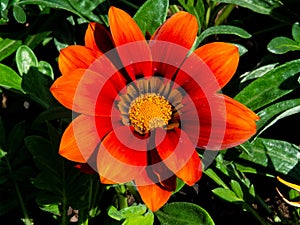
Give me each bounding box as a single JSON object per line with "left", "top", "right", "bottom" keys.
{"left": 129, "top": 93, "right": 172, "bottom": 134}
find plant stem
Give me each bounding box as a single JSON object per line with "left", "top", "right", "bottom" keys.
{"left": 243, "top": 203, "right": 272, "bottom": 225}
{"left": 115, "top": 185, "right": 128, "bottom": 209}
{"left": 5, "top": 156, "right": 32, "bottom": 225}
{"left": 61, "top": 162, "right": 68, "bottom": 225}
{"left": 169, "top": 5, "right": 180, "bottom": 14}
{"left": 215, "top": 4, "right": 235, "bottom": 26}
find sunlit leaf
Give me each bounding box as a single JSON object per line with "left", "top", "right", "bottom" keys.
{"left": 240, "top": 63, "right": 278, "bottom": 84}
{"left": 196, "top": 25, "right": 251, "bottom": 45}
{"left": 19, "top": 0, "right": 80, "bottom": 17}
{"left": 292, "top": 22, "right": 300, "bottom": 43}
{"left": 134, "top": 0, "right": 169, "bottom": 35}
{"left": 0, "top": 63, "right": 23, "bottom": 92}
{"left": 0, "top": 38, "right": 22, "bottom": 61}
{"left": 212, "top": 188, "right": 243, "bottom": 202}
{"left": 256, "top": 99, "right": 300, "bottom": 130}
{"left": 16, "top": 45, "right": 38, "bottom": 75}
{"left": 239, "top": 138, "right": 300, "bottom": 176}
{"left": 13, "top": 5, "right": 26, "bottom": 24}
{"left": 156, "top": 202, "right": 215, "bottom": 225}
{"left": 235, "top": 59, "right": 300, "bottom": 111}
{"left": 257, "top": 105, "right": 300, "bottom": 137}
{"left": 122, "top": 212, "right": 154, "bottom": 225}
{"left": 38, "top": 61, "right": 54, "bottom": 80}
{"left": 214, "top": 0, "right": 282, "bottom": 15}
{"left": 267, "top": 37, "right": 300, "bottom": 54}
{"left": 230, "top": 180, "right": 243, "bottom": 199}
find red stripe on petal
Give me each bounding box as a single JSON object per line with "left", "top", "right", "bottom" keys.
{"left": 85, "top": 22, "right": 115, "bottom": 53}
{"left": 108, "top": 7, "right": 152, "bottom": 79}
{"left": 156, "top": 128, "right": 201, "bottom": 185}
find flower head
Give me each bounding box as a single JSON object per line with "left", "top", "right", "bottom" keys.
{"left": 50, "top": 7, "right": 259, "bottom": 211}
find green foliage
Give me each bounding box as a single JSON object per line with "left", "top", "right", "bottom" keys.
{"left": 156, "top": 202, "right": 215, "bottom": 225}
{"left": 108, "top": 204, "right": 154, "bottom": 225}
{"left": 134, "top": 0, "right": 169, "bottom": 35}
{"left": 1, "top": 0, "right": 300, "bottom": 224}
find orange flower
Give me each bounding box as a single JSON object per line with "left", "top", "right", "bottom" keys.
{"left": 50, "top": 7, "right": 259, "bottom": 211}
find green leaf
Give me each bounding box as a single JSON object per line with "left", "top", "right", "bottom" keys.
{"left": 122, "top": 212, "right": 154, "bottom": 225}
{"left": 68, "top": 0, "right": 100, "bottom": 14}
{"left": 134, "top": 0, "right": 169, "bottom": 35}
{"left": 257, "top": 105, "right": 300, "bottom": 137}
{"left": 32, "top": 106, "right": 71, "bottom": 127}
{"left": 38, "top": 61, "right": 54, "bottom": 80}
{"left": 240, "top": 63, "right": 278, "bottom": 84}
{"left": 256, "top": 99, "right": 300, "bottom": 130}
{"left": 0, "top": 38, "right": 22, "bottom": 61}
{"left": 156, "top": 202, "right": 215, "bottom": 225}
{"left": 19, "top": 0, "right": 80, "bottom": 17}
{"left": 21, "top": 67, "right": 54, "bottom": 108}
{"left": 0, "top": 149, "right": 6, "bottom": 159}
{"left": 235, "top": 59, "right": 300, "bottom": 111}
{"left": 239, "top": 138, "right": 300, "bottom": 176}
{"left": 204, "top": 168, "right": 229, "bottom": 189}
{"left": 230, "top": 180, "right": 243, "bottom": 199}
{"left": 197, "top": 25, "right": 251, "bottom": 45}
{"left": 292, "top": 22, "right": 300, "bottom": 43}
{"left": 108, "top": 204, "right": 147, "bottom": 220}
{"left": 212, "top": 188, "right": 243, "bottom": 202}
{"left": 12, "top": 5, "right": 26, "bottom": 24}
{"left": 16, "top": 45, "right": 38, "bottom": 75}
{"left": 0, "top": 63, "right": 23, "bottom": 92}
{"left": 214, "top": 0, "right": 282, "bottom": 15}
{"left": 267, "top": 37, "right": 300, "bottom": 54}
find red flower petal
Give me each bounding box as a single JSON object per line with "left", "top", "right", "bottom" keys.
{"left": 97, "top": 126, "right": 148, "bottom": 183}
{"left": 181, "top": 94, "right": 259, "bottom": 150}
{"left": 150, "top": 11, "right": 198, "bottom": 79}
{"left": 59, "top": 115, "right": 102, "bottom": 163}
{"left": 108, "top": 7, "right": 152, "bottom": 79}
{"left": 135, "top": 170, "right": 173, "bottom": 212}
{"left": 85, "top": 22, "right": 115, "bottom": 53}
{"left": 50, "top": 68, "right": 119, "bottom": 116}
{"left": 146, "top": 149, "right": 177, "bottom": 191}
{"left": 194, "top": 42, "right": 239, "bottom": 89}
{"left": 58, "top": 46, "right": 102, "bottom": 76}
{"left": 156, "top": 128, "right": 202, "bottom": 186}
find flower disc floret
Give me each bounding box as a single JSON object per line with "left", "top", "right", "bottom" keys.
{"left": 129, "top": 93, "right": 172, "bottom": 134}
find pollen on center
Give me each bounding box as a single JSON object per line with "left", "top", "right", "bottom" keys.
{"left": 129, "top": 93, "right": 172, "bottom": 134}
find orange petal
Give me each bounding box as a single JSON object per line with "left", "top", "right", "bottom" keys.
{"left": 108, "top": 7, "right": 152, "bottom": 79}
{"left": 50, "top": 69, "right": 118, "bottom": 116}
{"left": 85, "top": 22, "right": 115, "bottom": 53}
{"left": 97, "top": 127, "right": 148, "bottom": 183}
{"left": 135, "top": 170, "right": 173, "bottom": 212}
{"left": 58, "top": 46, "right": 102, "bottom": 76}
{"left": 151, "top": 11, "right": 198, "bottom": 49}
{"left": 150, "top": 11, "right": 198, "bottom": 80}
{"left": 181, "top": 94, "right": 259, "bottom": 150}
{"left": 156, "top": 128, "right": 202, "bottom": 185}
{"left": 194, "top": 42, "right": 239, "bottom": 89}
{"left": 59, "top": 115, "right": 101, "bottom": 163}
